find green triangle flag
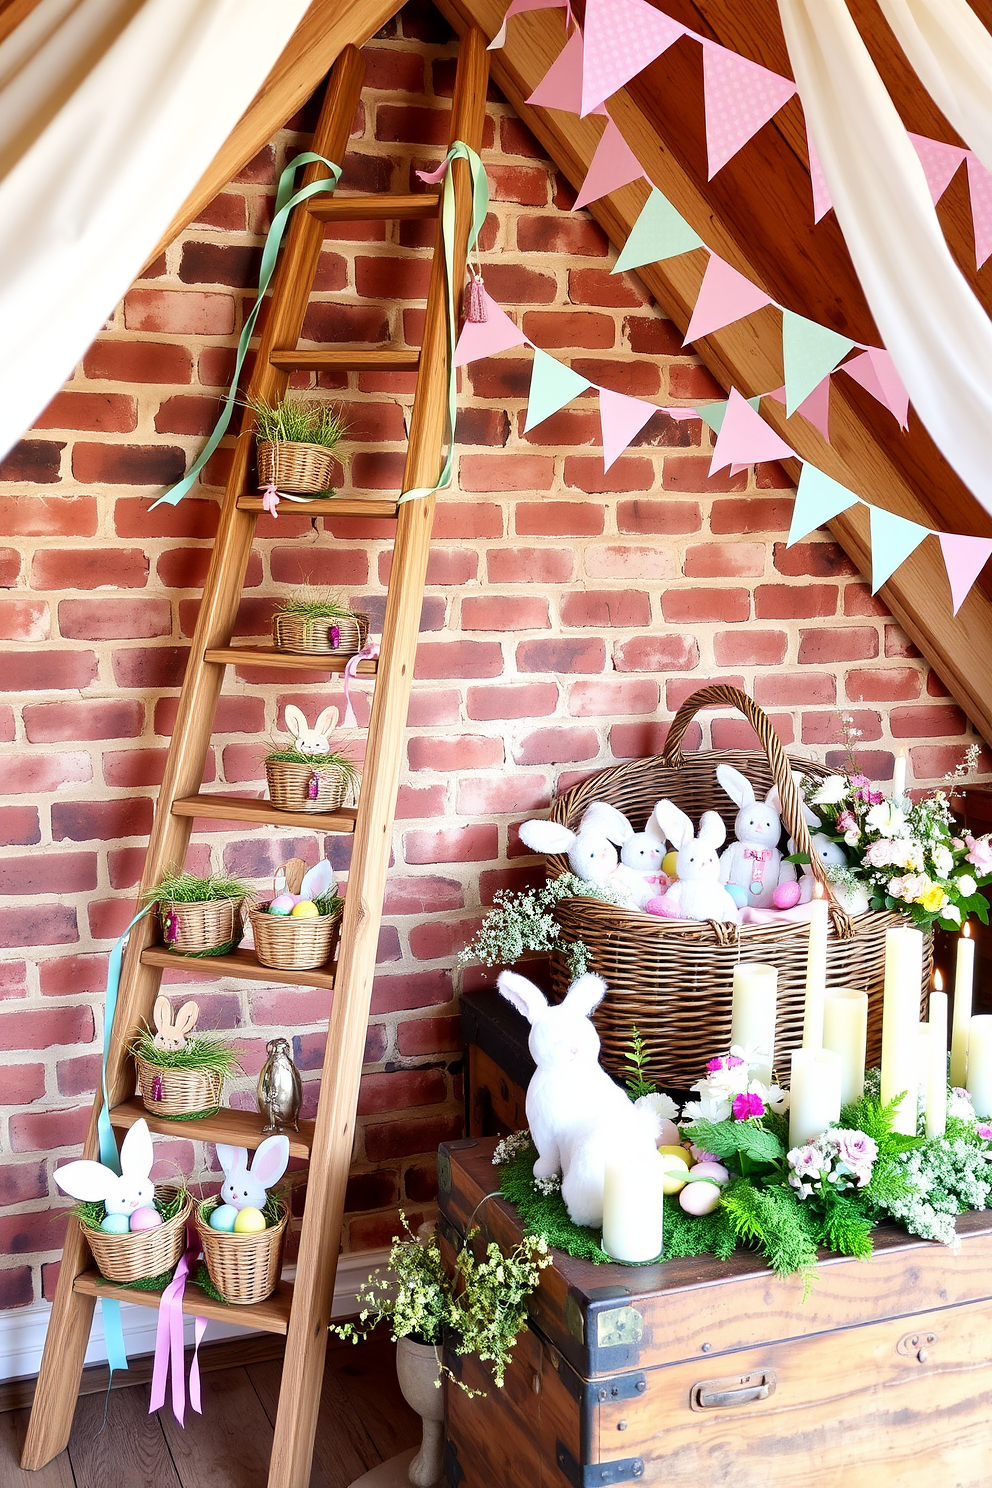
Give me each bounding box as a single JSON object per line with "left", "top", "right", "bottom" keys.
{"left": 869, "top": 506, "right": 932, "bottom": 593}
{"left": 524, "top": 348, "right": 592, "bottom": 433}
{"left": 613, "top": 188, "right": 704, "bottom": 275}
{"left": 782, "top": 311, "right": 855, "bottom": 417}
{"left": 696, "top": 396, "right": 759, "bottom": 435}
{"left": 787, "top": 463, "right": 859, "bottom": 546}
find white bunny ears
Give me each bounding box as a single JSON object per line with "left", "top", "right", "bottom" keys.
{"left": 284, "top": 704, "right": 339, "bottom": 755}
{"left": 274, "top": 856, "right": 336, "bottom": 901}
{"left": 497, "top": 969, "right": 607, "bottom": 1024}
{"left": 216, "top": 1136, "right": 290, "bottom": 1210}
{"left": 54, "top": 1119, "right": 156, "bottom": 1214}
{"left": 518, "top": 801, "right": 634, "bottom": 856}
{"left": 654, "top": 801, "right": 726, "bottom": 852}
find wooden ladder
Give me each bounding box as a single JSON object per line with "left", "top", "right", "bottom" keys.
{"left": 23, "top": 29, "right": 489, "bottom": 1488}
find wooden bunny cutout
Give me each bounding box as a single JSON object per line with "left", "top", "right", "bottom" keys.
{"left": 284, "top": 704, "right": 339, "bottom": 757}
{"left": 152, "top": 995, "right": 199, "bottom": 1052}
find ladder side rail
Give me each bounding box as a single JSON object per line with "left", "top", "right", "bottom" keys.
{"left": 267, "top": 29, "right": 490, "bottom": 1488}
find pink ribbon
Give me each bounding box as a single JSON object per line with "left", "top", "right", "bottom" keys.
{"left": 342, "top": 641, "right": 379, "bottom": 727}
{"left": 261, "top": 484, "right": 281, "bottom": 516}
{"left": 149, "top": 1230, "right": 206, "bottom": 1427}
{"left": 416, "top": 159, "right": 449, "bottom": 186}
{"left": 743, "top": 845, "right": 772, "bottom": 892}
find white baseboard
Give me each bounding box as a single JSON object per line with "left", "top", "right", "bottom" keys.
{"left": 0, "top": 1248, "right": 389, "bottom": 1385}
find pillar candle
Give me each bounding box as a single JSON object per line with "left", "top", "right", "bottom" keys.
{"left": 823, "top": 987, "right": 867, "bottom": 1106}
{"left": 802, "top": 883, "right": 829, "bottom": 1050}
{"left": 731, "top": 963, "right": 777, "bottom": 1085}
{"left": 602, "top": 1148, "right": 664, "bottom": 1264}
{"left": 880, "top": 925, "right": 924, "bottom": 1136}
{"left": 950, "top": 924, "right": 975, "bottom": 1089}
{"left": 967, "top": 1016, "right": 992, "bottom": 1119}
{"left": 892, "top": 748, "right": 907, "bottom": 806}
{"left": 789, "top": 1047, "right": 842, "bottom": 1146}
{"left": 926, "top": 986, "right": 948, "bottom": 1138}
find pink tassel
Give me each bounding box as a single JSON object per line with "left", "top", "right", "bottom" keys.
{"left": 466, "top": 275, "right": 488, "bottom": 323}
{"left": 261, "top": 484, "right": 280, "bottom": 516}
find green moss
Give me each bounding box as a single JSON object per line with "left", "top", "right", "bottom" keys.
{"left": 274, "top": 584, "right": 359, "bottom": 622}
{"left": 131, "top": 1026, "right": 241, "bottom": 1076}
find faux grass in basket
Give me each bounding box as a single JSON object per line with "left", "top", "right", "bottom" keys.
{"left": 543, "top": 684, "right": 932, "bottom": 1092}
{"left": 195, "top": 1195, "right": 288, "bottom": 1305}
{"left": 79, "top": 1185, "right": 192, "bottom": 1284}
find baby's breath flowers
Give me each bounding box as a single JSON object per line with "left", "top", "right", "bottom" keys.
{"left": 457, "top": 874, "right": 631, "bottom": 979}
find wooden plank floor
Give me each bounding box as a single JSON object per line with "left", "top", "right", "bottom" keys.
{"left": 0, "top": 1336, "right": 418, "bottom": 1488}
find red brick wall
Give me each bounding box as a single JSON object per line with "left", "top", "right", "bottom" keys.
{"left": 0, "top": 2, "right": 987, "bottom": 1312}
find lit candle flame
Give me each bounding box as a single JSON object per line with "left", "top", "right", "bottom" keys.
{"left": 934, "top": 968, "right": 944, "bottom": 993}
{"left": 964, "top": 921, "right": 972, "bottom": 940}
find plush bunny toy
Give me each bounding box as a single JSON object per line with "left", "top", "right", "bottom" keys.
{"left": 152, "top": 995, "right": 198, "bottom": 1052}
{"left": 519, "top": 801, "right": 666, "bottom": 911}
{"left": 496, "top": 969, "right": 661, "bottom": 1228}
{"left": 216, "top": 1135, "right": 290, "bottom": 1211}
{"left": 716, "top": 764, "right": 787, "bottom": 909}
{"left": 647, "top": 804, "right": 741, "bottom": 924}
{"left": 54, "top": 1118, "right": 156, "bottom": 1216}
{"left": 616, "top": 807, "right": 670, "bottom": 905}
{"left": 284, "top": 704, "right": 339, "bottom": 756}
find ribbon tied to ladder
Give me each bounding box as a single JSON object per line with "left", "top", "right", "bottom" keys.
{"left": 152, "top": 151, "right": 344, "bottom": 508}
{"left": 342, "top": 641, "right": 380, "bottom": 727}
{"left": 399, "top": 142, "right": 490, "bottom": 503}
{"left": 149, "top": 1233, "right": 207, "bottom": 1426}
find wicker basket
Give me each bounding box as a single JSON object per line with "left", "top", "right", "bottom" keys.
{"left": 134, "top": 1055, "right": 224, "bottom": 1119}
{"left": 158, "top": 897, "right": 244, "bottom": 955}
{"left": 250, "top": 900, "right": 341, "bottom": 971}
{"left": 195, "top": 1196, "right": 288, "bottom": 1305}
{"left": 272, "top": 609, "right": 369, "bottom": 657}
{"left": 544, "top": 685, "right": 932, "bottom": 1092}
{"left": 80, "top": 1185, "right": 192, "bottom": 1283}
{"left": 257, "top": 440, "right": 335, "bottom": 494}
{"left": 265, "top": 758, "right": 352, "bottom": 815}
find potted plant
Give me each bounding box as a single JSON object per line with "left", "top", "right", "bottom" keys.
{"left": 130, "top": 995, "right": 241, "bottom": 1119}
{"left": 144, "top": 870, "right": 251, "bottom": 957}
{"left": 244, "top": 394, "right": 346, "bottom": 496}
{"left": 272, "top": 584, "right": 370, "bottom": 658}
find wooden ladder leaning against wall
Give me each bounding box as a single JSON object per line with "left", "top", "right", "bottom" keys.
{"left": 24, "top": 28, "right": 489, "bottom": 1488}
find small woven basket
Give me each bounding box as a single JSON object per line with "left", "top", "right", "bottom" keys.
{"left": 158, "top": 897, "right": 244, "bottom": 956}
{"left": 195, "top": 1196, "right": 288, "bottom": 1305}
{"left": 134, "top": 1056, "right": 224, "bottom": 1119}
{"left": 272, "top": 609, "right": 369, "bottom": 657}
{"left": 250, "top": 900, "right": 341, "bottom": 972}
{"left": 543, "top": 685, "right": 932, "bottom": 1091}
{"left": 257, "top": 440, "right": 335, "bottom": 494}
{"left": 80, "top": 1185, "right": 192, "bottom": 1283}
{"left": 265, "top": 758, "right": 352, "bottom": 814}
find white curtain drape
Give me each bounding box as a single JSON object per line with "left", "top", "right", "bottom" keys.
{"left": 0, "top": 0, "right": 311, "bottom": 462}
{"left": 778, "top": 0, "right": 992, "bottom": 519}
{"left": 877, "top": 0, "right": 992, "bottom": 174}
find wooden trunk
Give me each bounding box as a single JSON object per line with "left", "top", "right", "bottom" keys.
{"left": 440, "top": 1137, "right": 992, "bottom": 1488}
{"left": 461, "top": 987, "right": 533, "bottom": 1139}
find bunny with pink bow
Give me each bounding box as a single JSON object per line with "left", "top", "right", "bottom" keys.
{"left": 715, "top": 764, "right": 791, "bottom": 910}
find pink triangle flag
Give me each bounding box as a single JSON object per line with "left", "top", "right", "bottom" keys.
{"left": 599, "top": 388, "right": 656, "bottom": 469}
{"left": 453, "top": 289, "right": 528, "bottom": 367}
{"left": 842, "top": 349, "right": 910, "bottom": 429}
{"left": 490, "top": 0, "right": 570, "bottom": 51}
{"left": 702, "top": 43, "right": 797, "bottom": 179}
{"left": 684, "top": 255, "right": 773, "bottom": 344}
{"left": 580, "top": 0, "right": 684, "bottom": 117}
{"left": 710, "top": 388, "right": 796, "bottom": 475}
{"left": 529, "top": 30, "right": 607, "bottom": 115}
{"left": 966, "top": 153, "right": 992, "bottom": 269}
{"left": 908, "top": 133, "right": 967, "bottom": 204}
{"left": 573, "top": 120, "right": 646, "bottom": 210}
{"left": 806, "top": 118, "right": 832, "bottom": 222}
{"left": 767, "top": 376, "right": 832, "bottom": 442}
{"left": 938, "top": 531, "right": 992, "bottom": 615}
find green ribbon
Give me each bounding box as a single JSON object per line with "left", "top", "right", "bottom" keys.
{"left": 399, "top": 141, "right": 489, "bottom": 504}
{"left": 152, "top": 151, "right": 343, "bottom": 509}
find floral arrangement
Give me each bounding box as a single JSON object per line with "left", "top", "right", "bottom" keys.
{"left": 457, "top": 873, "right": 630, "bottom": 979}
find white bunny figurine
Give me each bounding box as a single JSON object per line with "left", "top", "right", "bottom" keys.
{"left": 54, "top": 1119, "right": 156, "bottom": 1216}
{"left": 216, "top": 1135, "right": 290, "bottom": 1211}
{"left": 518, "top": 802, "right": 629, "bottom": 895}
{"left": 648, "top": 804, "right": 741, "bottom": 924}
{"left": 614, "top": 804, "right": 670, "bottom": 908}
{"left": 284, "top": 704, "right": 339, "bottom": 757}
{"left": 496, "top": 969, "right": 662, "bottom": 1228}
{"left": 152, "top": 995, "right": 199, "bottom": 1052}
{"left": 715, "top": 764, "right": 787, "bottom": 909}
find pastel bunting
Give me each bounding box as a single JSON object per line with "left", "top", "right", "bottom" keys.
{"left": 573, "top": 120, "right": 646, "bottom": 211}
{"left": 702, "top": 43, "right": 796, "bottom": 179}
{"left": 684, "top": 255, "right": 773, "bottom": 344}
{"left": 580, "top": 0, "right": 684, "bottom": 116}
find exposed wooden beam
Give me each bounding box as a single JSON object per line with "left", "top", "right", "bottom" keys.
{"left": 436, "top": 0, "right": 992, "bottom": 745}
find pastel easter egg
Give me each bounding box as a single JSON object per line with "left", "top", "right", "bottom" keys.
{"left": 100, "top": 1213, "right": 131, "bottom": 1234}
{"left": 657, "top": 1145, "right": 690, "bottom": 1166}
{"left": 269, "top": 894, "right": 297, "bottom": 915}
{"left": 662, "top": 851, "right": 679, "bottom": 880}
{"left": 129, "top": 1206, "right": 163, "bottom": 1231}
{"left": 657, "top": 1119, "right": 681, "bottom": 1148}
{"left": 773, "top": 880, "right": 802, "bottom": 910}
{"left": 233, "top": 1206, "right": 267, "bottom": 1234}
{"left": 687, "top": 1161, "right": 730, "bottom": 1187}
{"left": 725, "top": 883, "right": 749, "bottom": 909}
{"left": 679, "top": 1180, "right": 722, "bottom": 1216}
{"left": 209, "top": 1204, "right": 239, "bottom": 1232}
{"left": 291, "top": 900, "right": 319, "bottom": 918}
{"left": 659, "top": 1154, "right": 689, "bottom": 1195}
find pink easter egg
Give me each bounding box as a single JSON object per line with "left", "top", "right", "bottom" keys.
{"left": 269, "top": 893, "right": 298, "bottom": 915}
{"left": 773, "top": 880, "right": 802, "bottom": 910}
{"left": 645, "top": 894, "right": 679, "bottom": 918}
{"left": 129, "top": 1206, "right": 163, "bottom": 1231}
{"left": 687, "top": 1161, "right": 730, "bottom": 1187}
{"left": 657, "top": 1119, "right": 681, "bottom": 1148}
{"left": 678, "top": 1180, "right": 722, "bottom": 1216}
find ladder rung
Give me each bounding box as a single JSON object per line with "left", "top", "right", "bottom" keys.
{"left": 172, "top": 793, "right": 357, "bottom": 833}
{"left": 73, "top": 1269, "right": 293, "bottom": 1335}
{"left": 308, "top": 192, "right": 440, "bottom": 221}
{"left": 237, "top": 495, "right": 399, "bottom": 518}
{"left": 268, "top": 349, "right": 420, "bottom": 373}
{"left": 110, "top": 1096, "right": 315, "bottom": 1159}
{"left": 141, "top": 946, "right": 336, "bottom": 991}
{"left": 205, "top": 645, "right": 379, "bottom": 676}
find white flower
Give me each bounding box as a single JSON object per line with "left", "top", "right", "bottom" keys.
{"left": 867, "top": 801, "right": 905, "bottom": 834}
{"left": 949, "top": 1088, "right": 975, "bottom": 1120}
{"left": 637, "top": 1091, "right": 679, "bottom": 1121}
{"left": 958, "top": 874, "right": 977, "bottom": 898}
{"left": 681, "top": 1094, "right": 732, "bottom": 1123}
{"left": 730, "top": 1043, "right": 770, "bottom": 1076}
{"left": 757, "top": 1081, "right": 790, "bottom": 1114}
{"left": 844, "top": 829, "right": 861, "bottom": 846}
{"left": 943, "top": 905, "right": 962, "bottom": 925}
{"left": 811, "top": 776, "right": 850, "bottom": 806}
{"left": 932, "top": 845, "right": 953, "bottom": 878}
{"left": 699, "top": 1062, "right": 750, "bottom": 1100}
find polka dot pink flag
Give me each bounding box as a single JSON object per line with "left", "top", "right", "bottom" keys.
{"left": 580, "top": 0, "right": 684, "bottom": 117}
{"left": 701, "top": 41, "right": 796, "bottom": 179}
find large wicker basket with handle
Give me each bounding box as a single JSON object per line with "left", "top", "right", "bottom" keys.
{"left": 545, "top": 685, "right": 931, "bottom": 1091}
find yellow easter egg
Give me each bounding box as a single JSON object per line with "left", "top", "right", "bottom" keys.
{"left": 233, "top": 1206, "right": 267, "bottom": 1233}
{"left": 662, "top": 851, "right": 679, "bottom": 880}
{"left": 657, "top": 1145, "right": 690, "bottom": 1166}
{"left": 659, "top": 1154, "right": 690, "bottom": 1195}
{"left": 290, "top": 900, "right": 319, "bottom": 918}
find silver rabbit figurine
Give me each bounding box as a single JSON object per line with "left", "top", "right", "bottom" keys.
{"left": 257, "top": 1037, "right": 302, "bottom": 1133}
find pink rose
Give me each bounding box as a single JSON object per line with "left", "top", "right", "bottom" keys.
{"left": 837, "top": 810, "right": 858, "bottom": 834}
{"left": 965, "top": 835, "right": 992, "bottom": 874}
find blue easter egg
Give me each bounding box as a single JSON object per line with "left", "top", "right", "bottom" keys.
{"left": 100, "top": 1212, "right": 131, "bottom": 1234}
{"left": 209, "top": 1203, "right": 239, "bottom": 1232}
{"left": 725, "top": 883, "right": 749, "bottom": 908}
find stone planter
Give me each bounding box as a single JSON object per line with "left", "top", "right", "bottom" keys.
{"left": 396, "top": 1336, "right": 444, "bottom": 1488}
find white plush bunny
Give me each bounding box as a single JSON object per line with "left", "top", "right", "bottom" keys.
{"left": 54, "top": 1119, "right": 156, "bottom": 1216}
{"left": 648, "top": 804, "right": 741, "bottom": 924}
{"left": 152, "top": 995, "right": 198, "bottom": 1052}
{"left": 716, "top": 764, "right": 786, "bottom": 909}
{"left": 496, "top": 969, "right": 662, "bottom": 1228}
{"left": 614, "top": 805, "right": 670, "bottom": 907}
{"left": 216, "top": 1135, "right": 290, "bottom": 1211}
{"left": 779, "top": 790, "right": 870, "bottom": 915}
{"left": 284, "top": 704, "right": 339, "bottom": 757}
{"left": 518, "top": 803, "right": 627, "bottom": 894}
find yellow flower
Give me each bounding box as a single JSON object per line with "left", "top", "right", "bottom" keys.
{"left": 921, "top": 885, "right": 947, "bottom": 912}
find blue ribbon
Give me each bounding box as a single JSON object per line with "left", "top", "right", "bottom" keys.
{"left": 151, "top": 151, "right": 343, "bottom": 508}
